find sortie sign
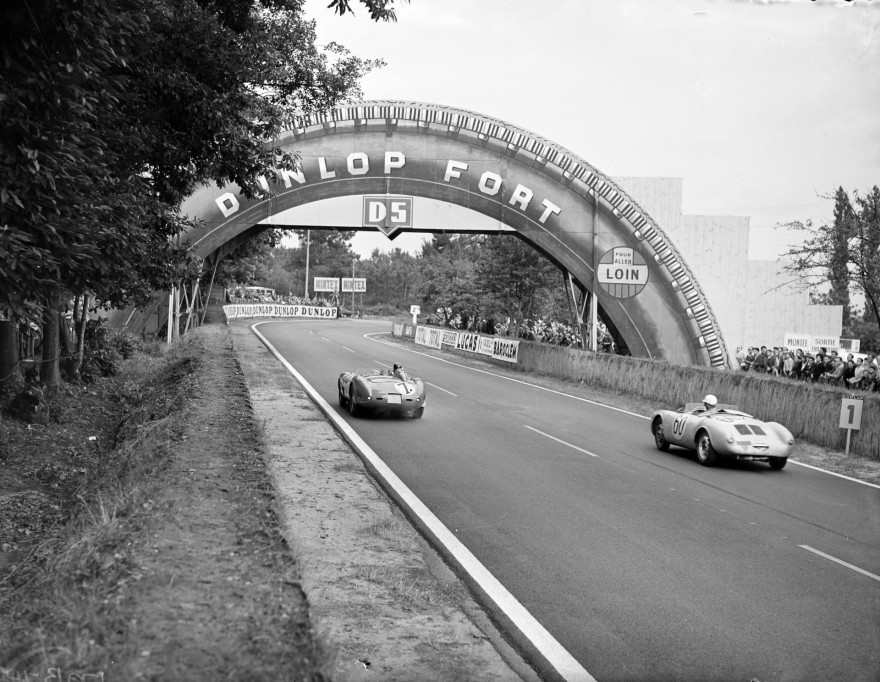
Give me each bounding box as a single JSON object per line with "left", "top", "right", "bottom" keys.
{"left": 598, "top": 247, "right": 649, "bottom": 299}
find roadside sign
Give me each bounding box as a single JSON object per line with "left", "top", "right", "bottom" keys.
{"left": 363, "top": 195, "right": 413, "bottom": 237}
{"left": 840, "top": 395, "right": 863, "bottom": 456}
{"left": 597, "top": 247, "right": 649, "bottom": 298}
{"left": 840, "top": 396, "right": 863, "bottom": 431}
{"left": 410, "top": 304, "right": 420, "bottom": 324}
{"left": 341, "top": 277, "right": 367, "bottom": 293}
{"left": 314, "top": 277, "right": 339, "bottom": 292}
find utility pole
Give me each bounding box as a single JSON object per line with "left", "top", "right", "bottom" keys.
{"left": 303, "top": 230, "right": 311, "bottom": 299}
{"left": 351, "top": 259, "right": 356, "bottom": 314}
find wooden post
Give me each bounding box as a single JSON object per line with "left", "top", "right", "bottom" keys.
{"left": 166, "top": 288, "right": 174, "bottom": 343}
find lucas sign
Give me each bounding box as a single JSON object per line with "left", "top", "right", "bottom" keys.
{"left": 598, "top": 247, "right": 648, "bottom": 299}
{"left": 363, "top": 195, "right": 413, "bottom": 237}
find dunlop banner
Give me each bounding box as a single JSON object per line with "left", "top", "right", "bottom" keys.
{"left": 223, "top": 304, "right": 337, "bottom": 320}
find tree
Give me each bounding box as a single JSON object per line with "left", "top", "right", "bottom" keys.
{"left": 0, "top": 0, "right": 384, "bottom": 391}
{"left": 828, "top": 187, "right": 856, "bottom": 328}
{"left": 781, "top": 186, "right": 880, "bottom": 340}
{"left": 477, "top": 235, "right": 560, "bottom": 337}
{"left": 413, "top": 235, "right": 481, "bottom": 327}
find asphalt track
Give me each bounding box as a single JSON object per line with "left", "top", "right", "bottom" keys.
{"left": 255, "top": 319, "right": 880, "bottom": 682}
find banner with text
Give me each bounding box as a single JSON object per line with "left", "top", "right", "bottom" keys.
{"left": 783, "top": 332, "right": 847, "bottom": 355}
{"left": 415, "top": 325, "right": 443, "bottom": 349}
{"left": 414, "top": 327, "right": 519, "bottom": 363}
{"left": 224, "top": 304, "right": 337, "bottom": 320}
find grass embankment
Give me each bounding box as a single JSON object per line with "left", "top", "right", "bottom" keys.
{"left": 0, "top": 328, "right": 328, "bottom": 681}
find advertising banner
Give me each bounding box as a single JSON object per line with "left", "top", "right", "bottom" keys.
{"left": 783, "top": 332, "right": 845, "bottom": 355}
{"left": 455, "top": 332, "right": 481, "bottom": 353}
{"left": 341, "top": 277, "right": 367, "bottom": 293}
{"left": 401, "top": 323, "right": 416, "bottom": 338}
{"left": 314, "top": 277, "right": 339, "bottom": 292}
{"left": 491, "top": 337, "right": 520, "bottom": 363}
{"left": 392, "top": 322, "right": 404, "bottom": 337}
{"left": 478, "top": 336, "right": 496, "bottom": 356}
{"left": 415, "top": 326, "right": 443, "bottom": 349}
{"left": 442, "top": 330, "right": 459, "bottom": 346}
{"left": 223, "top": 304, "right": 337, "bottom": 320}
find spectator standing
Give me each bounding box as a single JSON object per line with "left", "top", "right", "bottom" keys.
{"left": 736, "top": 346, "right": 747, "bottom": 370}
{"left": 792, "top": 349, "right": 804, "bottom": 379}
{"left": 753, "top": 347, "right": 768, "bottom": 373}
{"left": 842, "top": 359, "right": 856, "bottom": 386}
{"left": 744, "top": 347, "right": 757, "bottom": 371}
{"left": 811, "top": 353, "right": 826, "bottom": 382}
{"left": 783, "top": 352, "right": 794, "bottom": 377}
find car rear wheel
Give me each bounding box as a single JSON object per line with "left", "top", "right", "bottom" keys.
{"left": 338, "top": 386, "right": 348, "bottom": 408}
{"left": 653, "top": 419, "right": 670, "bottom": 451}
{"left": 696, "top": 432, "right": 718, "bottom": 466}
{"left": 768, "top": 457, "right": 787, "bottom": 470}
{"left": 348, "top": 389, "right": 360, "bottom": 417}
{"left": 413, "top": 407, "right": 424, "bottom": 419}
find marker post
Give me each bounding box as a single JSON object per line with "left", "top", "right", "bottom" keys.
{"left": 839, "top": 395, "right": 863, "bottom": 456}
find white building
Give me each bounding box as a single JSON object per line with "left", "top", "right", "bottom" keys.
{"left": 614, "top": 177, "right": 842, "bottom": 356}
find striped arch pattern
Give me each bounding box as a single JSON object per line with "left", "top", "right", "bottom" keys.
{"left": 287, "top": 101, "right": 728, "bottom": 369}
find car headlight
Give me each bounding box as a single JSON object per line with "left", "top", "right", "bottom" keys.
{"left": 788, "top": 438, "right": 794, "bottom": 445}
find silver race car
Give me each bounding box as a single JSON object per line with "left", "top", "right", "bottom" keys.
{"left": 650, "top": 395, "right": 793, "bottom": 469}
{"left": 338, "top": 364, "right": 425, "bottom": 419}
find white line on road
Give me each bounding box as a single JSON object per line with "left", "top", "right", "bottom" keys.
{"left": 341, "top": 346, "right": 356, "bottom": 353}
{"left": 426, "top": 382, "right": 457, "bottom": 397}
{"left": 250, "top": 323, "right": 596, "bottom": 682}
{"left": 799, "top": 545, "right": 880, "bottom": 583}
{"left": 524, "top": 425, "right": 599, "bottom": 458}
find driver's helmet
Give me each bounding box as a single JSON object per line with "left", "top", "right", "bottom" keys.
{"left": 393, "top": 364, "right": 408, "bottom": 381}
{"left": 702, "top": 394, "right": 718, "bottom": 410}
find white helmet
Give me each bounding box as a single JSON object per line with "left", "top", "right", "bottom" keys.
{"left": 703, "top": 394, "right": 718, "bottom": 409}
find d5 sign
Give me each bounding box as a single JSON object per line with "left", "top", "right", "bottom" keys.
{"left": 363, "top": 196, "right": 413, "bottom": 236}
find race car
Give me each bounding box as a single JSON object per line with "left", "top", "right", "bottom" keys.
{"left": 338, "top": 364, "right": 426, "bottom": 418}
{"left": 650, "top": 395, "right": 793, "bottom": 469}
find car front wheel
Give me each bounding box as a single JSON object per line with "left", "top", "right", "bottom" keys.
{"left": 696, "top": 432, "right": 718, "bottom": 466}
{"left": 653, "top": 420, "right": 670, "bottom": 451}
{"left": 338, "top": 385, "right": 348, "bottom": 408}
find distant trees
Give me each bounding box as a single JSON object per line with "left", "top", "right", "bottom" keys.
{"left": 782, "top": 185, "right": 880, "bottom": 351}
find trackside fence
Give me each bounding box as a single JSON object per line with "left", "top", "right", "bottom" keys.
{"left": 406, "top": 325, "right": 879, "bottom": 459}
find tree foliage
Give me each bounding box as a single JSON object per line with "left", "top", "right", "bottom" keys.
{"left": 781, "top": 186, "right": 880, "bottom": 339}
{"left": 478, "top": 235, "right": 560, "bottom": 336}
{"left": 0, "top": 0, "right": 384, "bottom": 389}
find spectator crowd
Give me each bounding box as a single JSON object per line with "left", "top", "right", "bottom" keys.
{"left": 734, "top": 345, "right": 880, "bottom": 392}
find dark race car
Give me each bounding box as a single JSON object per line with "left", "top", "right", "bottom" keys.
{"left": 651, "top": 400, "right": 793, "bottom": 469}
{"left": 338, "top": 364, "right": 426, "bottom": 419}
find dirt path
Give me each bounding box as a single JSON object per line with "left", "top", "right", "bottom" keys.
{"left": 230, "top": 323, "right": 535, "bottom": 681}
{"left": 117, "top": 327, "right": 327, "bottom": 680}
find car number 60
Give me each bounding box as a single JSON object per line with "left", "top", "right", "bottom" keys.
{"left": 672, "top": 415, "right": 689, "bottom": 437}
